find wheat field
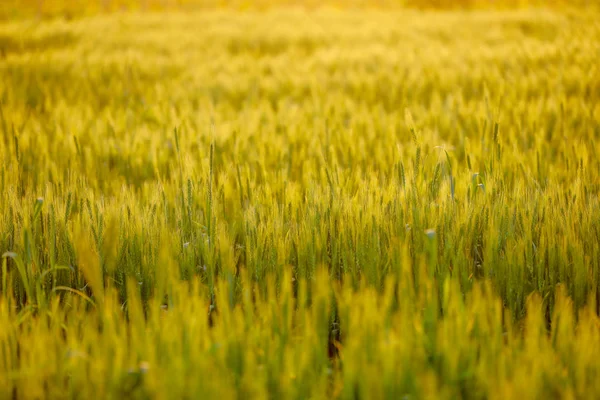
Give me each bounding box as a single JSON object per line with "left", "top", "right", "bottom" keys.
{"left": 1, "top": 4, "right": 600, "bottom": 399}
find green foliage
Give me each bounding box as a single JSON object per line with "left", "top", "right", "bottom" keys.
{"left": 1, "top": 8, "right": 600, "bottom": 398}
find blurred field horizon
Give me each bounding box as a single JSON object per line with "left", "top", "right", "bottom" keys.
{"left": 1, "top": 0, "right": 600, "bottom": 399}
{"left": 1, "top": 0, "right": 597, "bottom": 20}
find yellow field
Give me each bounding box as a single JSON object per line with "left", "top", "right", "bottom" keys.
{"left": 0, "top": 0, "right": 596, "bottom": 19}
{"left": 1, "top": 6, "right": 600, "bottom": 399}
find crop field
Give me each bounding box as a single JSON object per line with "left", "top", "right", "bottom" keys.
{"left": 1, "top": 4, "right": 600, "bottom": 399}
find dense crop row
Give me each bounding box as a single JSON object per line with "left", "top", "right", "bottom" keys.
{"left": 1, "top": 9, "right": 600, "bottom": 399}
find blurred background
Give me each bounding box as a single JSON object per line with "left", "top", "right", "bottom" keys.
{"left": 1, "top": 0, "right": 596, "bottom": 20}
